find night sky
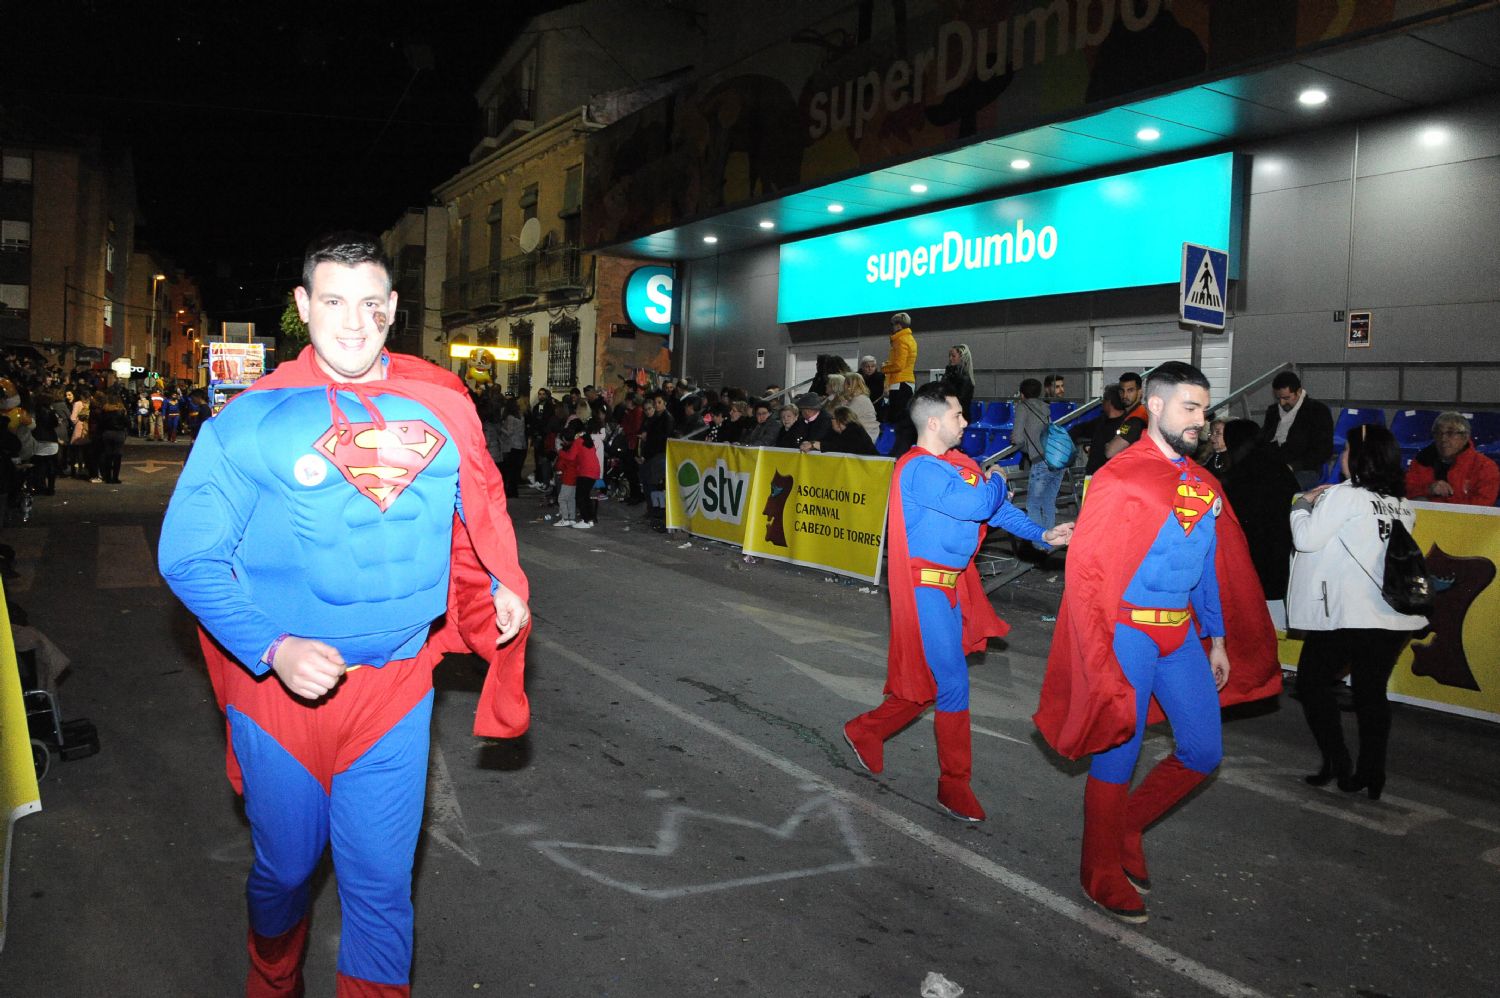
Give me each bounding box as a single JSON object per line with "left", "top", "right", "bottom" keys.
{"left": 2, "top": 0, "right": 559, "bottom": 322}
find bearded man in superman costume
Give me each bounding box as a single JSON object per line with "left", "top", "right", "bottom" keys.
{"left": 1034, "top": 362, "right": 1280, "bottom": 924}
{"left": 159, "top": 233, "right": 531, "bottom": 998}
{"left": 844, "top": 383, "right": 1073, "bottom": 821}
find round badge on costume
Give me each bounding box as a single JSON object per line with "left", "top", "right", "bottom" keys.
{"left": 294, "top": 454, "right": 328, "bottom": 487}
{"left": 1211, "top": 494, "right": 1223, "bottom": 518}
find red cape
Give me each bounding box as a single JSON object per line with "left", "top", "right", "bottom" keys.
{"left": 884, "top": 446, "right": 1009, "bottom": 704}
{"left": 198, "top": 348, "right": 531, "bottom": 739}
{"left": 1033, "top": 441, "right": 1281, "bottom": 759}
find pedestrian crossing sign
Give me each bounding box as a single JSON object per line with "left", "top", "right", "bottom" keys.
{"left": 1180, "top": 243, "right": 1228, "bottom": 329}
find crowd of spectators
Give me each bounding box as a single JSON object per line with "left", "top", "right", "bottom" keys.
{"left": 0, "top": 347, "right": 208, "bottom": 524}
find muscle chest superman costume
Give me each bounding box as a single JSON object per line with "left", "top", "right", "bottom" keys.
{"left": 158, "top": 347, "right": 529, "bottom": 997}
{"left": 1031, "top": 439, "right": 1279, "bottom": 924}
{"left": 1034, "top": 441, "right": 1279, "bottom": 759}
{"left": 845, "top": 445, "right": 1045, "bottom": 821}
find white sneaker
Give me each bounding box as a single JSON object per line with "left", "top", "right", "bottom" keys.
{"left": 553, "top": 518, "right": 575, "bottom": 527}
{"left": 572, "top": 520, "right": 594, "bottom": 529}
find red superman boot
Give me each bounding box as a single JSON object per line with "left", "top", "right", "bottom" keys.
{"left": 1081, "top": 777, "right": 1147, "bottom": 923}
{"left": 843, "top": 697, "right": 925, "bottom": 774}
{"left": 246, "top": 918, "right": 309, "bottom": 998}
{"left": 1121, "top": 755, "right": 1208, "bottom": 894}
{"left": 335, "top": 974, "right": 410, "bottom": 997}
{"left": 934, "top": 710, "right": 986, "bottom": 822}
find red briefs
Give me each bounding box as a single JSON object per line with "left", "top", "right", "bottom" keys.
{"left": 212, "top": 643, "right": 435, "bottom": 795}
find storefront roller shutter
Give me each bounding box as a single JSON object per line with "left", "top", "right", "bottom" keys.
{"left": 1096, "top": 325, "right": 1233, "bottom": 404}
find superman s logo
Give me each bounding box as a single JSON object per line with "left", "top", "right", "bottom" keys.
{"left": 1173, "top": 482, "right": 1216, "bottom": 536}
{"left": 960, "top": 469, "right": 979, "bottom": 486}
{"left": 315, "top": 421, "right": 447, "bottom": 512}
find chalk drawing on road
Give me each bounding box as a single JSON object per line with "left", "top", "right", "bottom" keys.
{"left": 778, "top": 654, "right": 1032, "bottom": 732}
{"left": 424, "top": 743, "right": 479, "bottom": 866}
{"left": 531, "top": 793, "right": 873, "bottom": 899}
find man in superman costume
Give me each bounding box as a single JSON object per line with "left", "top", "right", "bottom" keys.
{"left": 844, "top": 383, "right": 1073, "bottom": 821}
{"left": 159, "top": 233, "right": 531, "bottom": 997}
{"left": 1034, "top": 362, "right": 1280, "bottom": 924}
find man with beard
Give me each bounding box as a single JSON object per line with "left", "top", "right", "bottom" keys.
{"left": 1034, "top": 362, "right": 1279, "bottom": 925}
{"left": 843, "top": 383, "right": 1072, "bottom": 822}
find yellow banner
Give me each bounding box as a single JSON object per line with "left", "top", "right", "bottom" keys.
{"left": 1280, "top": 501, "right": 1500, "bottom": 723}
{"left": 741, "top": 449, "right": 893, "bottom": 583}
{"left": 665, "top": 440, "right": 763, "bottom": 546}
{"left": 665, "top": 442, "right": 895, "bottom": 582}
{"left": 0, "top": 583, "right": 43, "bottom": 951}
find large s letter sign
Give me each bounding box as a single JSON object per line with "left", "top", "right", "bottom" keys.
{"left": 625, "top": 265, "right": 675, "bottom": 335}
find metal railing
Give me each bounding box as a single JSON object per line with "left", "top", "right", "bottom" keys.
{"left": 441, "top": 246, "right": 587, "bottom": 316}
{"left": 1206, "top": 361, "right": 1294, "bottom": 421}
{"left": 676, "top": 377, "right": 816, "bottom": 442}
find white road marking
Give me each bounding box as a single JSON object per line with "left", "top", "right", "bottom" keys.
{"left": 537, "top": 635, "right": 1266, "bottom": 998}
{"left": 778, "top": 653, "right": 1033, "bottom": 728}
{"left": 121, "top": 459, "right": 177, "bottom": 474}
{"left": 98, "top": 525, "right": 162, "bottom": 588}
{"left": 532, "top": 794, "right": 872, "bottom": 899}
{"left": 728, "top": 601, "right": 881, "bottom": 645}
{"left": 1216, "top": 762, "right": 1452, "bottom": 836}
{"left": 424, "top": 742, "right": 479, "bottom": 866}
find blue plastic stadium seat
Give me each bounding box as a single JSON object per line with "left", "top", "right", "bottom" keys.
{"left": 970, "top": 401, "right": 984, "bottom": 424}
{"left": 876, "top": 423, "right": 897, "bottom": 456}
{"left": 1469, "top": 411, "right": 1500, "bottom": 457}
{"left": 960, "top": 425, "right": 987, "bottom": 458}
{"left": 977, "top": 400, "right": 1013, "bottom": 428}
{"left": 1389, "top": 408, "right": 1442, "bottom": 461}
{"left": 1049, "top": 400, "right": 1076, "bottom": 422}
{"left": 1332, "top": 407, "right": 1387, "bottom": 451}
{"left": 986, "top": 428, "right": 1024, "bottom": 466}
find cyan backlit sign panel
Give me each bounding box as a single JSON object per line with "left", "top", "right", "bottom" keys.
{"left": 777, "top": 154, "right": 1236, "bottom": 324}
{"left": 624, "top": 265, "right": 676, "bottom": 334}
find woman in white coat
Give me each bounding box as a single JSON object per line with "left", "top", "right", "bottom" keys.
{"left": 1287, "top": 424, "right": 1427, "bottom": 800}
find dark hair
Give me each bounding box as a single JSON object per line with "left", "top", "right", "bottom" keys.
{"left": 1018, "top": 378, "right": 1042, "bottom": 399}
{"left": 1346, "top": 423, "right": 1404, "bottom": 497}
{"left": 301, "top": 231, "right": 392, "bottom": 291}
{"left": 1043, "top": 373, "right": 1063, "bottom": 388}
{"left": 1222, "top": 419, "right": 1260, "bottom": 463}
{"left": 752, "top": 399, "right": 772, "bottom": 413}
{"left": 1119, "top": 371, "right": 1142, "bottom": 388}
{"left": 1101, "top": 385, "right": 1124, "bottom": 411}
{"left": 1271, "top": 370, "right": 1302, "bottom": 393}
{"left": 831, "top": 405, "right": 856, "bottom": 426}
{"left": 909, "top": 380, "right": 956, "bottom": 429}
{"left": 1145, "top": 361, "right": 1210, "bottom": 401}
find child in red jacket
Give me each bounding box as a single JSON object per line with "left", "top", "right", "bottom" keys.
{"left": 568, "top": 422, "right": 601, "bottom": 528}
{"left": 554, "top": 425, "right": 581, "bottom": 526}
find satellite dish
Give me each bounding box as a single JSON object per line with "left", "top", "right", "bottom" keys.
{"left": 518, "top": 217, "right": 541, "bottom": 253}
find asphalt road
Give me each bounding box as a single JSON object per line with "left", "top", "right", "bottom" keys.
{"left": 1, "top": 439, "right": 1496, "bottom": 997}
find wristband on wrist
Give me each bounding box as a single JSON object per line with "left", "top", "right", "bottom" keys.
{"left": 262, "top": 633, "right": 291, "bottom": 668}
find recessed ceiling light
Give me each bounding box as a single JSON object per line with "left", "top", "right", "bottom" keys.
{"left": 758, "top": 220, "right": 775, "bottom": 229}
{"left": 827, "top": 204, "right": 845, "bottom": 213}
{"left": 1010, "top": 158, "right": 1031, "bottom": 170}
{"left": 702, "top": 235, "right": 718, "bottom": 244}
{"left": 909, "top": 183, "right": 928, "bottom": 194}
{"left": 1136, "top": 127, "right": 1161, "bottom": 142}
{"left": 1298, "top": 88, "right": 1328, "bottom": 106}
{"left": 1418, "top": 126, "right": 1449, "bottom": 147}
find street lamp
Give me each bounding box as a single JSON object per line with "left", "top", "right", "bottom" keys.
{"left": 150, "top": 273, "right": 166, "bottom": 382}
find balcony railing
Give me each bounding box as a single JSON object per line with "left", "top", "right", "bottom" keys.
{"left": 443, "top": 246, "right": 586, "bottom": 317}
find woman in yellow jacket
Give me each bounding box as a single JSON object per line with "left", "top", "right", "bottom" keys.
{"left": 882, "top": 311, "right": 918, "bottom": 455}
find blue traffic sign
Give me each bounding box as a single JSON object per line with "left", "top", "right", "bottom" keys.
{"left": 1180, "top": 243, "right": 1228, "bottom": 329}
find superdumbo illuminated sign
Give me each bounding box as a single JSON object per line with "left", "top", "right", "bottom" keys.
{"left": 777, "top": 153, "right": 1237, "bottom": 323}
